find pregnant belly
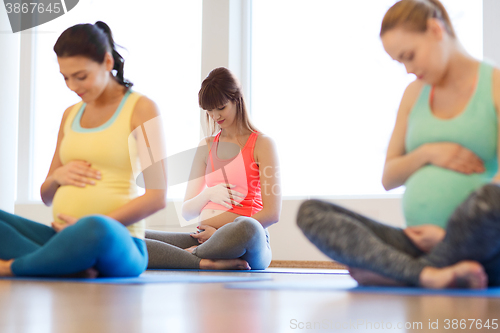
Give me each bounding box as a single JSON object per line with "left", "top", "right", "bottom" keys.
{"left": 199, "top": 209, "right": 242, "bottom": 229}
{"left": 403, "top": 165, "right": 488, "bottom": 228}
{"left": 52, "top": 184, "right": 133, "bottom": 224}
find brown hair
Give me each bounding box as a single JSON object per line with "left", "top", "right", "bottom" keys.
{"left": 198, "top": 67, "right": 258, "bottom": 136}
{"left": 380, "top": 0, "right": 456, "bottom": 38}
{"left": 54, "top": 21, "right": 133, "bottom": 88}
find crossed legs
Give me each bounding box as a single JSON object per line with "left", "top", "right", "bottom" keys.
{"left": 297, "top": 184, "right": 500, "bottom": 288}
{"left": 0, "top": 211, "right": 148, "bottom": 277}
{"left": 145, "top": 217, "right": 271, "bottom": 270}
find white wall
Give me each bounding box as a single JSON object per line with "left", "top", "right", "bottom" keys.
{"left": 0, "top": 10, "right": 20, "bottom": 213}
{"left": 484, "top": 0, "right": 500, "bottom": 65}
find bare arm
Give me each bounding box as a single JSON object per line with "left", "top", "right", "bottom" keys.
{"left": 249, "top": 134, "right": 281, "bottom": 228}
{"left": 491, "top": 68, "right": 500, "bottom": 182}
{"left": 382, "top": 80, "right": 430, "bottom": 190}
{"left": 181, "top": 138, "right": 212, "bottom": 220}
{"left": 41, "top": 107, "right": 69, "bottom": 205}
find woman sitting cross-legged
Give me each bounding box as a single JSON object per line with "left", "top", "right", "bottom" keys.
{"left": 145, "top": 67, "right": 282, "bottom": 270}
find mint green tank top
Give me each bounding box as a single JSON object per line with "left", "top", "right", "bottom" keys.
{"left": 403, "top": 62, "right": 498, "bottom": 228}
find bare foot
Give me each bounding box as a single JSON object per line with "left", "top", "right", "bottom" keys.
{"left": 419, "top": 261, "right": 487, "bottom": 289}
{"left": 200, "top": 259, "right": 251, "bottom": 270}
{"left": 0, "top": 259, "right": 14, "bottom": 277}
{"left": 184, "top": 245, "right": 198, "bottom": 254}
{"left": 62, "top": 268, "right": 99, "bottom": 279}
{"left": 348, "top": 267, "right": 406, "bottom": 287}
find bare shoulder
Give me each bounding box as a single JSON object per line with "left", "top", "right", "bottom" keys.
{"left": 492, "top": 67, "right": 500, "bottom": 91}
{"left": 491, "top": 68, "right": 500, "bottom": 113}
{"left": 254, "top": 133, "right": 278, "bottom": 163}
{"left": 492, "top": 66, "right": 500, "bottom": 80}
{"left": 196, "top": 135, "right": 217, "bottom": 161}
{"left": 200, "top": 135, "right": 216, "bottom": 146}
{"left": 399, "top": 79, "right": 425, "bottom": 115}
{"left": 405, "top": 79, "right": 425, "bottom": 95}
{"left": 255, "top": 133, "right": 276, "bottom": 150}
{"left": 61, "top": 104, "right": 74, "bottom": 121}
{"left": 131, "top": 94, "right": 161, "bottom": 129}
{"left": 200, "top": 135, "right": 217, "bottom": 150}
{"left": 59, "top": 104, "right": 78, "bottom": 129}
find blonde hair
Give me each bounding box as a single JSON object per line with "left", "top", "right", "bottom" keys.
{"left": 198, "top": 67, "right": 258, "bottom": 136}
{"left": 380, "top": 0, "right": 456, "bottom": 38}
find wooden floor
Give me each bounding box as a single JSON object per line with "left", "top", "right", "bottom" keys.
{"left": 1, "top": 269, "right": 499, "bottom": 333}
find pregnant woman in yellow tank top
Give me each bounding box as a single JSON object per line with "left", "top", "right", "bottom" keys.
{"left": 0, "top": 22, "right": 166, "bottom": 277}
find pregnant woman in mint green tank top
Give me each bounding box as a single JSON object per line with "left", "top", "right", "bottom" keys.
{"left": 381, "top": 15, "right": 500, "bottom": 230}
{"left": 296, "top": 0, "right": 500, "bottom": 290}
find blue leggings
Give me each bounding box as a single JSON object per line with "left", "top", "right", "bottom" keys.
{"left": 0, "top": 210, "right": 148, "bottom": 277}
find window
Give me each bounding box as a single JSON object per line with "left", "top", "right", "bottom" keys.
{"left": 32, "top": 0, "right": 202, "bottom": 200}
{"left": 252, "top": 0, "right": 483, "bottom": 197}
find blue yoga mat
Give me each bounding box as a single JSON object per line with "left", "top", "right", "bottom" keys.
{"left": 225, "top": 280, "right": 500, "bottom": 298}
{"left": 149, "top": 268, "right": 349, "bottom": 275}
{"left": 0, "top": 274, "right": 271, "bottom": 285}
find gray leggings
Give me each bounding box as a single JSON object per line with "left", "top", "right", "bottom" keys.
{"left": 145, "top": 216, "right": 272, "bottom": 270}
{"left": 297, "top": 184, "right": 500, "bottom": 286}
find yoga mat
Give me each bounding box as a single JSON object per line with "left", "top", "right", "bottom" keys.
{"left": 0, "top": 274, "right": 272, "bottom": 285}
{"left": 225, "top": 280, "right": 500, "bottom": 298}
{"left": 149, "top": 268, "right": 349, "bottom": 275}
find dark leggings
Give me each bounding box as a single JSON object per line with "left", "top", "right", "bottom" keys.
{"left": 145, "top": 217, "right": 272, "bottom": 270}
{"left": 297, "top": 184, "right": 500, "bottom": 286}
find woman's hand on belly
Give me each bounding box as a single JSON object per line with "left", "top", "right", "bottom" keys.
{"left": 403, "top": 225, "right": 446, "bottom": 253}
{"left": 53, "top": 160, "right": 101, "bottom": 187}
{"left": 190, "top": 225, "right": 216, "bottom": 244}
{"left": 205, "top": 183, "right": 245, "bottom": 210}
{"left": 427, "top": 142, "right": 485, "bottom": 175}
{"left": 51, "top": 213, "right": 78, "bottom": 232}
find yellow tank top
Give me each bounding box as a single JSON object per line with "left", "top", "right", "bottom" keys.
{"left": 52, "top": 90, "right": 145, "bottom": 239}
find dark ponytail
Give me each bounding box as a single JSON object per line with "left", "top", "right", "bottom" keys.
{"left": 53, "top": 21, "right": 133, "bottom": 88}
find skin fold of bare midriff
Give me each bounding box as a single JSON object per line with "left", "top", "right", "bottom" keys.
{"left": 198, "top": 209, "right": 243, "bottom": 229}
